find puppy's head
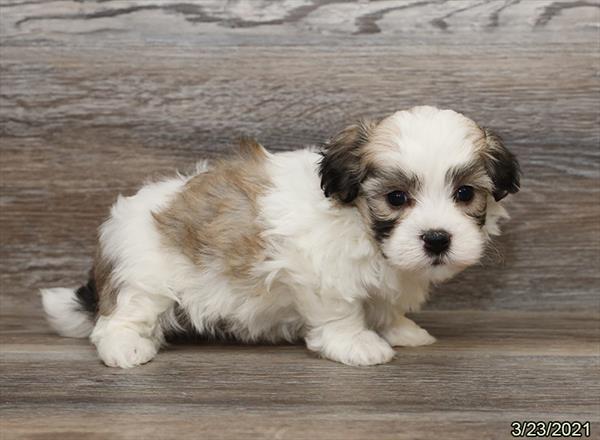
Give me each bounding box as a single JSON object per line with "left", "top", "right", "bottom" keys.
{"left": 319, "top": 106, "right": 520, "bottom": 281}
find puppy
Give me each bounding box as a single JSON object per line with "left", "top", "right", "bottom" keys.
{"left": 41, "top": 106, "right": 520, "bottom": 368}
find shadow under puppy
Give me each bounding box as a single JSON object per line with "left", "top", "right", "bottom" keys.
{"left": 41, "top": 106, "right": 520, "bottom": 368}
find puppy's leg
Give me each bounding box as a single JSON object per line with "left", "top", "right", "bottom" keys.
{"left": 364, "top": 297, "right": 435, "bottom": 347}
{"left": 303, "top": 297, "right": 395, "bottom": 366}
{"left": 90, "top": 285, "right": 174, "bottom": 368}
{"left": 380, "top": 313, "right": 436, "bottom": 347}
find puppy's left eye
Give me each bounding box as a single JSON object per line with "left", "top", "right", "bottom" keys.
{"left": 455, "top": 185, "right": 475, "bottom": 203}
{"left": 387, "top": 191, "right": 409, "bottom": 207}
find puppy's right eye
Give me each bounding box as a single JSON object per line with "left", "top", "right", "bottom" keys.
{"left": 387, "top": 191, "right": 409, "bottom": 207}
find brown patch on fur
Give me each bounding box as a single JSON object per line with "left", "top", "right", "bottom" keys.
{"left": 358, "top": 169, "right": 420, "bottom": 242}
{"left": 319, "top": 119, "right": 378, "bottom": 203}
{"left": 236, "top": 136, "right": 268, "bottom": 161}
{"left": 446, "top": 160, "right": 489, "bottom": 190}
{"left": 468, "top": 197, "right": 488, "bottom": 227}
{"left": 94, "top": 245, "right": 120, "bottom": 316}
{"left": 153, "top": 140, "right": 270, "bottom": 284}
{"left": 474, "top": 127, "right": 521, "bottom": 201}
{"left": 444, "top": 160, "right": 490, "bottom": 228}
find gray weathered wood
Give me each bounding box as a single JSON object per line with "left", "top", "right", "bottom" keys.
{"left": 1, "top": 311, "right": 599, "bottom": 439}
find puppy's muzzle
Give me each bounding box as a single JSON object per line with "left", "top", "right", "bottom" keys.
{"left": 421, "top": 230, "right": 451, "bottom": 256}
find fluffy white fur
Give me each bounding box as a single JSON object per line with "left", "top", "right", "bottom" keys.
{"left": 41, "top": 106, "right": 516, "bottom": 368}
{"left": 41, "top": 287, "right": 95, "bottom": 338}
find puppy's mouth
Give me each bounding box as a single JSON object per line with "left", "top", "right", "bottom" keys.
{"left": 431, "top": 256, "right": 446, "bottom": 266}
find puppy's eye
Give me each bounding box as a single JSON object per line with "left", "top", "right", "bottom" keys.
{"left": 387, "top": 191, "right": 409, "bottom": 207}
{"left": 455, "top": 185, "right": 475, "bottom": 203}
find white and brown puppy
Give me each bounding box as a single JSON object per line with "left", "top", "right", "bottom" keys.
{"left": 41, "top": 106, "right": 520, "bottom": 368}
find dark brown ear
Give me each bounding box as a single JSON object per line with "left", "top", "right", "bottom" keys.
{"left": 318, "top": 120, "right": 376, "bottom": 204}
{"left": 482, "top": 128, "right": 521, "bottom": 201}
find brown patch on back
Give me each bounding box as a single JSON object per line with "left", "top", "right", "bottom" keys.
{"left": 237, "top": 136, "right": 268, "bottom": 161}
{"left": 153, "top": 141, "right": 271, "bottom": 284}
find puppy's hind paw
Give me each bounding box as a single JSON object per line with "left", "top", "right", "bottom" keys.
{"left": 382, "top": 317, "right": 436, "bottom": 347}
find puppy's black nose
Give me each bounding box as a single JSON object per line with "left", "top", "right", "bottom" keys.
{"left": 422, "top": 230, "right": 451, "bottom": 255}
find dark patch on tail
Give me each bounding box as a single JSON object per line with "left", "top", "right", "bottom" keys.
{"left": 75, "top": 275, "right": 99, "bottom": 317}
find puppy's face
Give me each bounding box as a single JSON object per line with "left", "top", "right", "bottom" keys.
{"left": 319, "top": 106, "right": 520, "bottom": 281}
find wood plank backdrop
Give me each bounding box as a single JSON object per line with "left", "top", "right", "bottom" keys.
{"left": 0, "top": 1, "right": 599, "bottom": 439}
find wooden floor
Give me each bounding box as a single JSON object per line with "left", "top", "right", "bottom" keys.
{"left": 1, "top": 311, "right": 599, "bottom": 439}
{"left": 1, "top": 1, "right": 599, "bottom": 439}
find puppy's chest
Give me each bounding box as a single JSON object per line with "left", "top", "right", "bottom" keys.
{"left": 367, "top": 263, "right": 429, "bottom": 311}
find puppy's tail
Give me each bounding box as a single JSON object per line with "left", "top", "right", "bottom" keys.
{"left": 40, "top": 279, "right": 98, "bottom": 338}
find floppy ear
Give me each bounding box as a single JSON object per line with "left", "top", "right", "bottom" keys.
{"left": 319, "top": 120, "right": 376, "bottom": 204}
{"left": 481, "top": 128, "right": 521, "bottom": 201}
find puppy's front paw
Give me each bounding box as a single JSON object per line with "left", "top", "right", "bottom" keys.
{"left": 96, "top": 329, "right": 159, "bottom": 368}
{"left": 316, "top": 330, "right": 395, "bottom": 366}
{"left": 381, "top": 316, "right": 436, "bottom": 347}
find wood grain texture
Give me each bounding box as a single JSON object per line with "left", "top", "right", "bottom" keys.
{"left": 1, "top": 311, "right": 599, "bottom": 440}
{"left": 0, "top": 1, "right": 599, "bottom": 439}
